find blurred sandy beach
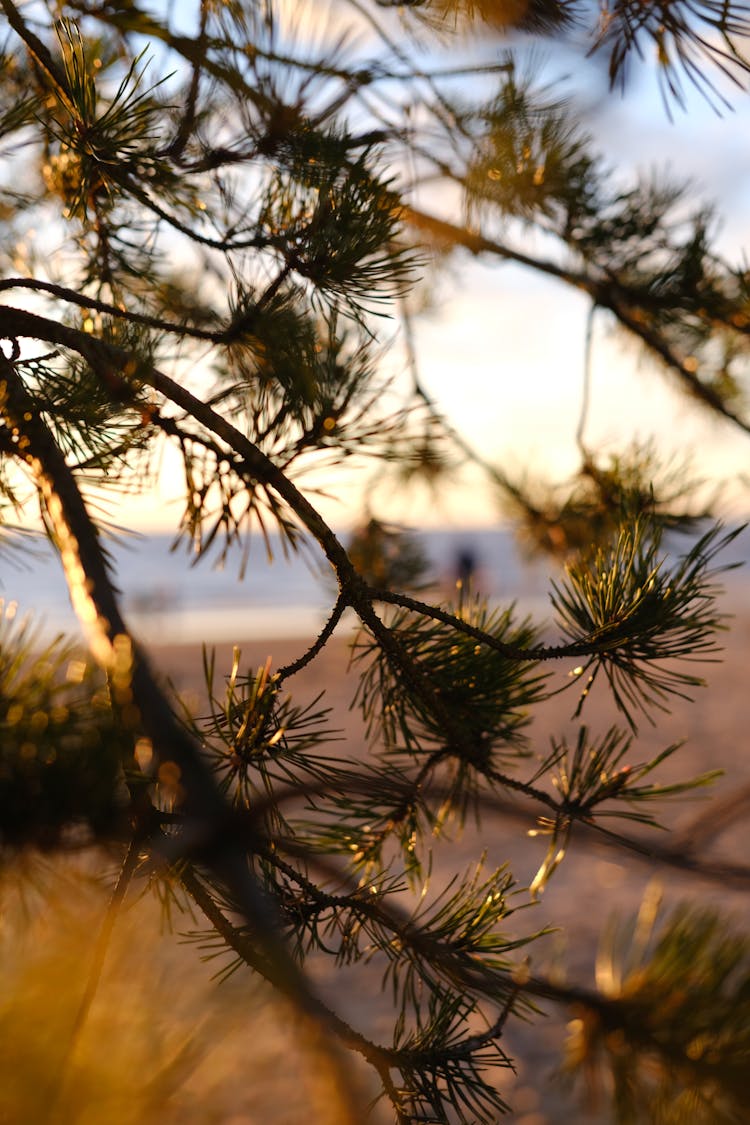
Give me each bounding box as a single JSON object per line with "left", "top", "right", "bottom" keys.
{"left": 137, "top": 591, "right": 750, "bottom": 1123}
{"left": 4, "top": 530, "right": 747, "bottom": 1120}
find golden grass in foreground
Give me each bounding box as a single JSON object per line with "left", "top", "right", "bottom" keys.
{"left": 0, "top": 852, "right": 377, "bottom": 1125}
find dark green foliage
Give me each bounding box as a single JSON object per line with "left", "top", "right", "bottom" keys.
{"left": 527, "top": 724, "right": 720, "bottom": 894}
{"left": 466, "top": 61, "right": 597, "bottom": 225}
{"left": 566, "top": 897, "right": 750, "bottom": 1123}
{"left": 506, "top": 443, "right": 712, "bottom": 559}
{"left": 221, "top": 300, "right": 389, "bottom": 462}
{"left": 347, "top": 519, "right": 430, "bottom": 591}
{"left": 551, "top": 519, "right": 742, "bottom": 726}
{"left": 463, "top": 64, "right": 750, "bottom": 427}
{"left": 49, "top": 21, "right": 175, "bottom": 219}
{"left": 0, "top": 613, "right": 128, "bottom": 847}
{"left": 541, "top": 724, "right": 717, "bottom": 827}
{"left": 200, "top": 649, "right": 339, "bottom": 821}
{"left": 353, "top": 597, "right": 547, "bottom": 759}
{"left": 15, "top": 349, "right": 152, "bottom": 482}
{"left": 261, "top": 152, "right": 415, "bottom": 312}
{"left": 389, "top": 986, "right": 515, "bottom": 1124}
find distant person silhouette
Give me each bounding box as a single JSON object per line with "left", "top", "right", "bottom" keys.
{"left": 454, "top": 547, "right": 477, "bottom": 590}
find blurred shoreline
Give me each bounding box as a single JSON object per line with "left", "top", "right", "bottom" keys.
{"left": 147, "top": 580, "right": 749, "bottom": 697}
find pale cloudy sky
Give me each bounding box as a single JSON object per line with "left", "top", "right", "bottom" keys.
{"left": 80, "top": 14, "right": 750, "bottom": 532}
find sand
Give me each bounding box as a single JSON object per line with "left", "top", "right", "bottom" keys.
{"left": 134, "top": 599, "right": 750, "bottom": 1123}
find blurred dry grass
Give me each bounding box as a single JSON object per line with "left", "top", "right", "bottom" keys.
{"left": 0, "top": 851, "right": 380, "bottom": 1125}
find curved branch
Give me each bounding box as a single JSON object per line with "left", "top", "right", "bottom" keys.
{"left": 276, "top": 592, "right": 349, "bottom": 680}
{"left": 368, "top": 585, "right": 584, "bottom": 662}
{"left": 0, "top": 306, "right": 505, "bottom": 836}
{"left": 246, "top": 760, "right": 750, "bottom": 892}
{"left": 0, "top": 0, "right": 73, "bottom": 110}
{"left": 404, "top": 206, "right": 750, "bottom": 437}
{"left": 0, "top": 278, "right": 223, "bottom": 342}
{"left": 182, "top": 848, "right": 521, "bottom": 1116}
{"left": 0, "top": 349, "right": 357, "bottom": 1076}
{"left": 262, "top": 833, "right": 709, "bottom": 1045}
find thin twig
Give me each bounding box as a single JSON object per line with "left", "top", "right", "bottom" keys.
{"left": 575, "top": 301, "right": 597, "bottom": 456}
{"left": 276, "top": 592, "right": 349, "bottom": 680}
{"left": 0, "top": 278, "right": 222, "bottom": 341}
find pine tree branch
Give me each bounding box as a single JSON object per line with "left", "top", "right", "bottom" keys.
{"left": 182, "top": 849, "right": 521, "bottom": 1119}
{"left": 0, "top": 349, "right": 360, "bottom": 1079}
{"left": 285, "top": 838, "right": 750, "bottom": 1098}
{"left": 369, "top": 586, "right": 585, "bottom": 661}
{"left": 4, "top": 318, "right": 526, "bottom": 1066}
{"left": 0, "top": 0, "right": 75, "bottom": 112}
{"left": 404, "top": 204, "right": 591, "bottom": 290}
{"left": 0, "top": 306, "right": 731, "bottom": 769}
{"left": 276, "top": 592, "right": 349, "bottom": 680}
{"left": 0, "top": 306, "right": 362, "bottom": 595}
{"left": 404, "top": 207, "right": 750, "bottom": 436}
{"left": 7, "top": 304, "right": 571, "bottom": 820}
{"left": 255, "top": 829, "right": 743, "bottom": 1077}
{"left": 246, "top": 757, "right": 750, "bottom": 893}
{"left": 0, "top": 278, "right": 222, "bottom": 342}
{"left": 428, "top": 787, "right": 750, "bottom": 890}
{"left": 1, "top": 8, "right": 748, "bottom": 1120}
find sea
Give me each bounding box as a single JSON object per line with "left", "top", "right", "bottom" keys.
{"left": 0, "top": 524, "right": 746, "bottom": 646}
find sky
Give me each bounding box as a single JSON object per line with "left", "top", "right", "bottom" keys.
{"left": 112, "top": 6, "right": 750, "bottom": 533}
{"left": 12, "top": 5, "right": 750, "bottom": 534}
